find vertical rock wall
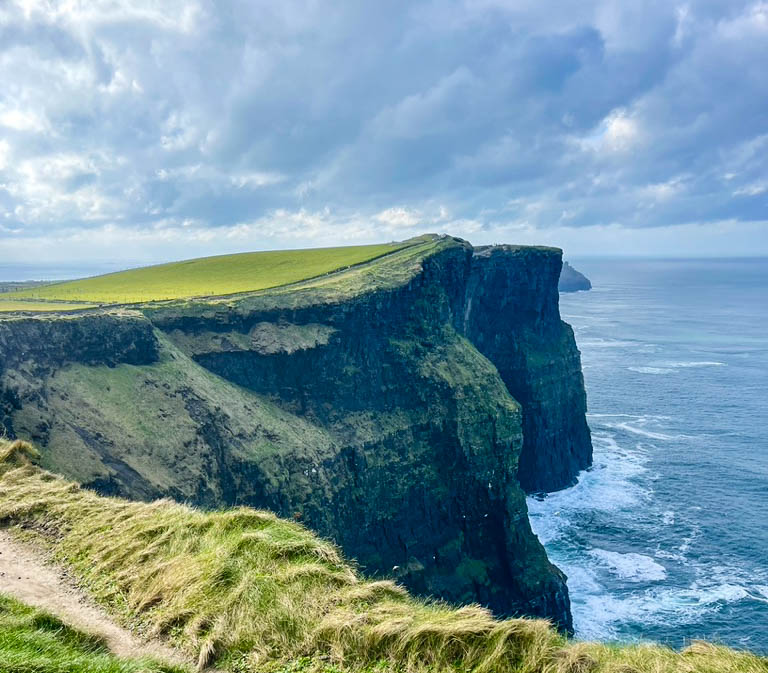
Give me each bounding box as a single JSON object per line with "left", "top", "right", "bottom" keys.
{"left": 461, "top": 246, "right": 593, "bottom": 492}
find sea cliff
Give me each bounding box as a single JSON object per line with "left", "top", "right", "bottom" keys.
{"left": 0, "top": 235, "right": 592, "bottom": 631}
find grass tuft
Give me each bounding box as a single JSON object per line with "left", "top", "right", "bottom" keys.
{"left": 0, "top": 439, "right": 41, "bottom": 468}
{"left": 0, "top": 439, "right": 766, "bottom": 673}
{"left": 0, "top": 593, "right": 186, "bottom": 673}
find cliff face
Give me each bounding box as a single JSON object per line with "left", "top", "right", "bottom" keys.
{"left": 0, "top": 311, "right": 158, "bottom": 372}
{"left": 0, "top": 236, "right": 591, "bottom": 632}
{"left": 462, "top": 247, "right": 592, "bottom": 492}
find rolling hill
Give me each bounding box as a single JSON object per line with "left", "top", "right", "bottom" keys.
{"left": 0, "top": 240, "right": 413, "bottom": 310}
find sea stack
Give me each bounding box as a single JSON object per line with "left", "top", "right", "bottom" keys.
{"left": 558, "top": 261, "right": 592, "bottom": 292}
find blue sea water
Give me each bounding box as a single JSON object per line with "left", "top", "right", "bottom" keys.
{"left": 529, "top": 258, "right": 768, "bottom": 653}
{"left": 0, "top": 262, "right": 131, "bottom": 282}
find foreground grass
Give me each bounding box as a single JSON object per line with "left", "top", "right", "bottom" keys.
{"left": 0, "top": 593, "right": 186, "bottom": 673}
{"left": 0, "top": 440, "right": 765, "bottom": 673}
{"left": 3, "top": 242, "right": 411, "bottom": 304}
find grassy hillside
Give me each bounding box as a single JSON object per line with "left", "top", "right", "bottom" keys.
{"left": 15, "top": 332, "right": 337, "bottom": 499}
{"left": 2, "top": 241, "right": 411, "bottom": 306}
{"left": 0, "top": 440, "right": 766, "bottom": 673}
{"left": 0, "top": 594, "right": 185, "bottom": 673}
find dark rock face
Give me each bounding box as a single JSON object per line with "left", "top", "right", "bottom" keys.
{"left": 0, "top": 385, "right": 21, "bottom": 438}
{"left": 0, "top": 312, "right": 159, "bottom": 440}
{"left": 0, "top": 238, "right": 591, "bottom": 633}
{"left": 463, "top": 247, "right": 593, "bottom": 493}
{"left": 558, "top": 262, "right": 592, "bottom": 292}
{"left": 177, "top": 244, "right": 574, "bottom": 629}
{"left": 0, "top": 312, "right": 158, "bottom": 372}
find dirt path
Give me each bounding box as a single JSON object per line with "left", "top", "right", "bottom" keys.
{"left": 0, "top": 530, "right": 192, "bottom": 668}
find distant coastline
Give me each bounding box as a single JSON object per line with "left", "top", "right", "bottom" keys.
{"left": 0, "top": 262, "right": 130, "bottom": 283}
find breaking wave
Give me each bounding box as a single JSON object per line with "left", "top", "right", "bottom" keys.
{"left": 527, "top": 414, "right": 768, "bottom": 645}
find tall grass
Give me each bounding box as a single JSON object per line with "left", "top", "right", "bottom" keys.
{"left": 0, "top": 439, "right": 766, "bottom": 673}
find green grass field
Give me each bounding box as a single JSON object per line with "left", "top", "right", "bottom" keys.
{"left": 2, "top": 439, "right": 766, "bottom": 673}
{"left": 0, "top": 594, "right": 185, "bottom": 673}
{"left": 0, "top": 300, "right": 97, "bottom": 313}
{"left": 4, "top": 242, "right": 411, "bottom": 305}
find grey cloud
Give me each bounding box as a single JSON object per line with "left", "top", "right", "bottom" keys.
{"left": 0, "top": 0, "right": 766, "bottom": 260}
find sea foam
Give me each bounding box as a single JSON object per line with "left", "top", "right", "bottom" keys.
{"left": 661, "top": 361, "right": 726, "bottom": 368}
{"left": 589, "top": 549, "right": 668, "bottom": 582}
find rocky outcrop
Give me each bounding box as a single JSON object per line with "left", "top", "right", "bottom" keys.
{"left": 463, "top": 247, "right": 592, "bottom": 492}
{"left": 558, "top": 261, "right": 592, "bottom": 292}
{"left": 0, "top": 311, "right": 158, "bottom": 372}
{"left": 0, "top": 311, "right": 159, "bottom": 441}
{"left": 0, "top": 236, "right": 591, "bottom": 633}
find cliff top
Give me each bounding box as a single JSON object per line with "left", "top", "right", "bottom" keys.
{"left": 1, "top": 439, "right": 764, "bottom": 673}
{"left": 473, "top": 243, "right": 563, "bottom": 256}
{"left": 0, "top": 235, "right": 565, "bottom": 317}
{"left": 0, "top": 238, "right": 420, "bottom": 312}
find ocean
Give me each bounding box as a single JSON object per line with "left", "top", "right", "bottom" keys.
{"left": 529, "top": 258, "right": 768, "bottom": 653}
{"left": 0, "top": 262, "right": 131, "bottom": 282}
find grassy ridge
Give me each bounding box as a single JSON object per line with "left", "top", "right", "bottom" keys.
{"left": 0, "top": 594, "right": 185, "bottom": 673}
{"left": 2, "top": 242, "right": 410, "bottom": 305}
{"left": 0, "top": 439, "right": 766, "bottom": 673}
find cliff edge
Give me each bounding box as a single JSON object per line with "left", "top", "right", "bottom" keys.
{"left": 0, "top": 235, "right": 592, "bottom": 631}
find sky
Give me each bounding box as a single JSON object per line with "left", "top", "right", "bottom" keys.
{"left": 0, "top": 0, "right": 767, "bottom": 267}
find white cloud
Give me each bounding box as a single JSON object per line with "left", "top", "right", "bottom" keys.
{"left": 580, "top": 109, "right": 641, "bottom": 154}
{"left": 0, "top": 140, "right": 10, "bottom": 170}
{"left": 160, "top": 112, "right": 201, "bottom": 151}
{"left": 673, "top": 4, "right": 693, "bottom": 47}
{"left": 231, "top": 172, "right": 285, "bottom": 189}
{"left": 15, "top": 0, "right": 205, "bottom": 33}
{"left": 374, "top": 207, "right": 422, "bottom": 229}
{"left": 0, "top": 105, "right": 47, "bottom": 132}
{"left": 639, "top": 177, "right": 686, "bottom": 202}
{"left": 605, "top": 112, "right": 639, "bottom": 150}
{"left": 4, "top": 152, "right": 121, "bottom": 224}
{"left": 733, "top": 182, "right": 768, "bottom": 196}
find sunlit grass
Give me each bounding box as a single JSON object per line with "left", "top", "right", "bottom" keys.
{"left": 4, "top": 242, "right": 411, "bottom": 305}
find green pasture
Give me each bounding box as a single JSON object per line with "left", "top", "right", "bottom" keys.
{"left": 4, "top": 242, "right": 410, "bottom": 305}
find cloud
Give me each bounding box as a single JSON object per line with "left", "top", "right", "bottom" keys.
{"left": 581, "top": 109, "right": 641, "bottom": 154}
{"left": 0, "top": 0, "right": 767, "bottom": 263}
{"left": 375, "top": 207, "right": 423, "bottom": 230}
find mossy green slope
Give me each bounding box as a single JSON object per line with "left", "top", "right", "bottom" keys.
{"left": 0, "top": 593, "right": 185, "bottom": 673}
{"left": 8, "top": 332, "right": 336, "bottom": 501}
{"left": 3, "top": 242, "right": 411, "bottom": 305}
{"left": 1, "top": 440, "right": 766, "bottom": 673}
